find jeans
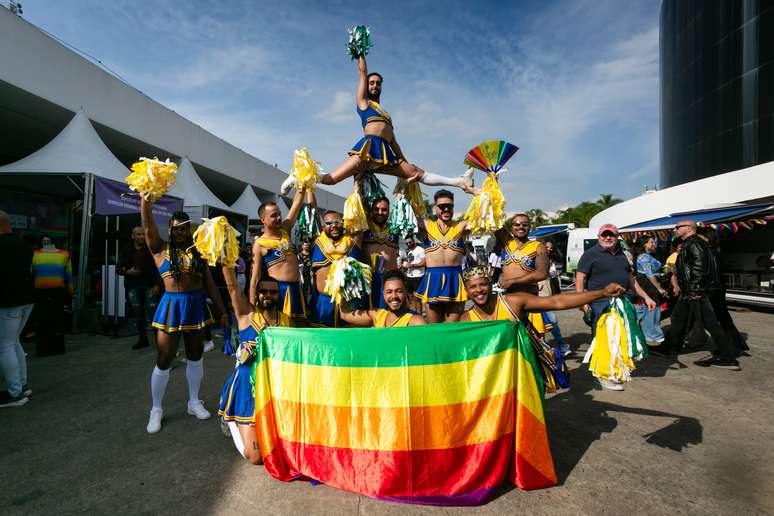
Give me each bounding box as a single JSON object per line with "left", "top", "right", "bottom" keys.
{"left": 669, "top": 297, "right": 734, "bottom": 360}
{"left": 589, "top": 298, "right": 610, "bottom": 338}
{"left": 635, "top": 304, "right": 664, "bottom": 343}
{"left": 0, "top": 304, "right": 33, "bottom": 397}
{"left": 127, "top": 286, "right": 154, "bottom": 342}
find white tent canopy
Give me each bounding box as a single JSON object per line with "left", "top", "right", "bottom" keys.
{"left": 590, "top": 160, "right": 774, "bottom": 229}
{"left": 168, "top": 157, "right": 231, "bottom": 211}
{"left": 230, "top": 184, "right": 266, "bottom": 219}
{"left": 0, "top": 110, "right": 129, "bottom": 181}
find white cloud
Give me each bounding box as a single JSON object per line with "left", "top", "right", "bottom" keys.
{"left": 316, "top": 90, "right": 352, "bottom": 123}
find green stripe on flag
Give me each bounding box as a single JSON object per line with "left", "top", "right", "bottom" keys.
{"left": 259, "top": 320, "right": 518, "bottom": 367}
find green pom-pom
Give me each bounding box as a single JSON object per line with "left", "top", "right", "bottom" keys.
{"left": 359, "top": 173, "right": 386, "bottom": 209}
{"left": 347, "top": 25, "right": 372, "bottom": 60}
{"left": 296, "top": 204, "right": 320, "bottom": 240}
{"left": 388, "top": 197, "right": 418, "bottom": 238}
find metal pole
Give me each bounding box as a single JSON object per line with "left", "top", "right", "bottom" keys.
{"left": 75, "top": 173, "right": 94, "bottom": 330}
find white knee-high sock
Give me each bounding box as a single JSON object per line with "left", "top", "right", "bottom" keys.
{"left": 420, "top": 172, "right": 462, "bottom": 188}
{"left": 185, "top": 358, "right": 204, "bottom": 403}
{"left": 150, "top": 366, "right": 170, "bottom": 410}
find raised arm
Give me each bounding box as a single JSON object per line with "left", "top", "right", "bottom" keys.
{"left": 249, "top": 243, "right": 263, "bottom": 306}
{"left": 140, "top": 197, "right": 163, "bottom": 254}
{"left": 514, "top": 283, "right": 625, "bottom": 313}
{"left": 282, "top": 186, "right": 306, "bottom": 231}
{"left": 356, "top": 55, "right": 369, "bottom": 109}
{"left": 306, "top": 187, "right": 317, "bottom": 209}
{"left": 338, "top": 306, "right": 376, "bottom": 327}
{"left": 222, "top": 264, "right": 252, "bottom": 323}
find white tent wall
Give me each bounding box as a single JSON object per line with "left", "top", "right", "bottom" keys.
{"left": 230, "top": 184, "right": 264, "bottom": 220}
{"left": 590, "top": 161, "right": 774, "bottom": 229}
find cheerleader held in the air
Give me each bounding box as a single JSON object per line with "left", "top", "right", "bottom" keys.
{"left": 281, "top": 54, "right": 474, "bottom": 194}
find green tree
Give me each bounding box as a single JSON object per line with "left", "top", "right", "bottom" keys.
{"left": 596, "top": 193, "right": 622, "bottom": 210}
{"left": 526, "top": 208, "right": 550, "bottom": 226}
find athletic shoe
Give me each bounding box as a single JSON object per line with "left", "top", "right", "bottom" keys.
{"left": 693, "top": 355, "right": 719, "bottom": 367}
{"left": 279, "top": 174, "right": 296, "bottom": 196}
{"left": 147, "top": 408, "right": 163, "bottom": 433}
{"left": 710, "top": 359, "right": 741, "bottom": 371}
{"left": 187, "top": 400, "right": 211, "bottom": 420}
{"left": 0, "top": 390, "right": 29, "bottom": 408}
{"left": 598, "top": 378, "right": 625, "bottom": 391}
{"left": 203, "top": 340, "right": 215, "bottom": 353}
{"left": 456, "top": 168, "right": 475, "bottom": 191}
{"left": 559, "top": 343, "right": 572, "bottom": 357}
{"left": 131, "top": 340, "right": 150, "bottom": 350}
{"left": 22, "top": 384, "right": 32, "bottom": 397}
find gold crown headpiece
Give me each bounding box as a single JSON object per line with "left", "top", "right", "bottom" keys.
{"left": 462, "top": 265, "right": 491, "bottom": 282}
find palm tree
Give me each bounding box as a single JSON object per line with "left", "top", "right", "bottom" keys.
{"left": 526, "top": 208, "right": 550, "bottom": 226}
{"left": 597, "top": 194, "right": 622, "bottom": 210}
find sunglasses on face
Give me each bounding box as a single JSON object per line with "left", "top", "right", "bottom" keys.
{"left": 600, "top": 232, "right": 617, "bottom": 238}
{"left": 436, "top": 203, "right": 454, "bottom": 212}
{"left": 324, "top": 220, "right": 342, "bottom": 227}
{"left": 512, "top": 222, "right": 530, "bottom": 228}
{"left": 675, "top": 224, "right": 690, "bottom": 230}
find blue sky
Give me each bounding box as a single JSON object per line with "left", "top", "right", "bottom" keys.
{"left": 24, "top": 0, "right": 660, "bottom": 212}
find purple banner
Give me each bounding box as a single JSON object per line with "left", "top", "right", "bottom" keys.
{"left": 94, "top": 176, "right": 182, "bottom": 222}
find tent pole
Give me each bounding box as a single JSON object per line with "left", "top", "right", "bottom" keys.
{"left": 75, "top": 173, "right": 94, "bottom": 330}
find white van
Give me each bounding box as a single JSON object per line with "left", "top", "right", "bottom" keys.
{"left": 565, "top": 228, "right": 600, "bottom": 275}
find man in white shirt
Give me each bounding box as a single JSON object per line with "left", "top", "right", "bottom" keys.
{"left": 398, "top": 236, "right": 425, "bottom": 311}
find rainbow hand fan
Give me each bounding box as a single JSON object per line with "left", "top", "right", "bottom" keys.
{"left": 464, "top": 140, "right": 519, "bottom": 173}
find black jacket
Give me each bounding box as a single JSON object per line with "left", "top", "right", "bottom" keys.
{"left": 676, "top": 235, "right": 722, "bottom": 297}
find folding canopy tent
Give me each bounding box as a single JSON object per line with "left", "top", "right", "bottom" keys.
{"left": 0, "top": 110, "right": 138, "bottom": 319}
{"left": 230, "top": 183, "right": 271, "bottom": 222}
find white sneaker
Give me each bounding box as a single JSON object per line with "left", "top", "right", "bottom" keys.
{"left": 203, "top": 340, "right": 215, "bottom": 353}
{"left": 279, "top": 174, "right": 296, "bottom": 196}
{"left": 456, "top": 167, "right": 475, "bottom": 190}
{"left": 147, "top": 408, "right": 164, "bottom": 433}
{"left": 187, "top": 400, "right": 211, "bottom": 420}
{"left": 598, "top": 378, "right": 625, "bottom": 391}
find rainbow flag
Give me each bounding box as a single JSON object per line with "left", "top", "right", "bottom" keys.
{"left": 252, "top": 320, "right": 557, "bottom": 505}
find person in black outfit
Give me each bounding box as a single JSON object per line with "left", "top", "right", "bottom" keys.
{"left": 117, "top": 226, "right": 162, "bottom": 349}
{"left": 667, "top": 221, "right": 740, "bottom": 370}
{"left": 697, "top": 226, "right": 748, "bottom": 355}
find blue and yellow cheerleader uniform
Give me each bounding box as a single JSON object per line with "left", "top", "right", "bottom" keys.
{"left": 309, "top": 232, "right": 367, "bottom": 327}
{"left": 501, "top": 239, "right": 546, "bottom": 332}
{"left": 218, "top": 310, "right": 291, "bottom": 425}
{"left": 415, "top": 220, "right": 468, "bottom": 304}
{"left": 253, "top": 230, "right": 306, "bottom": 319}
{"left": 364, "top": 220, "right": 399, "bottom": 309}
{"left": 348, "top": 101, "right": 401, "bottom": 167}
{"left": 466, "top": 295, "right": 569, "bottom": 392}
{"left": 151, "top": 245, "right": 213, "bottom": 333}
{"left": 373, "top": 309, "right": 415, "bottom": 328}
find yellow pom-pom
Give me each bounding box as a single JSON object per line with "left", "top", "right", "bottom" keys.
{"left": 394, "top": 179, "right": 427, "bottom": 219}
{"left": 291, "top": 148, "right": 321, "bottom": 192}
{"left": 191, "top": 216, "right": 241, "bottom": 267}
{"left": 126, "top": 157, "right": 178, "bottom": 202}
{"left": 343, "top": 190, "right": 369, "bottom": 233}
{"left": 463, "top": 173, "right": 506, "bottom": 235}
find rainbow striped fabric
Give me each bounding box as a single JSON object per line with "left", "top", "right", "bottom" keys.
{"left": 32, "top": 249, "right": 74, "bottom": 293}
{"left": 252, "top": 320, "right": 557, "bottom": 505}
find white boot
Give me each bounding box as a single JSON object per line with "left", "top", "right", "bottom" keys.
{"left": 279, "top": 173, "right": 296, "bottom": 196}
{"left": 456, "top": 168, "right": 475, "bottom": 191}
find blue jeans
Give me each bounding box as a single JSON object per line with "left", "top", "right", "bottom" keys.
{"left": 636, "top": 304, "right": 664, "bottom": 343}
{"left": 0, "top": 304, "right": 33, "bottom": 397}
{"left": 589, "top": 299, "right": 610, "bottom": 338}
{"left": 127, "top": 287, "right": 154, "bottom": 340}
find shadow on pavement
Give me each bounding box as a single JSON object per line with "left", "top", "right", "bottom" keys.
{"left": 545, "top": 338, "right": 703, "bottom": 484}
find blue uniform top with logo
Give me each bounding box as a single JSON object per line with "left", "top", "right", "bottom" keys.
{"left": 309, "top": 233, "right": 367, "bottom": 327}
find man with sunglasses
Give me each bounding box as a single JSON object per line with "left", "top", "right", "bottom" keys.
{"left": 308, "top": 210, "right": 366, "bottom": 327}
{"left": 576, "top": 224, "right": 656, "bottom": 389}
{"left": 667, "top": 220, "right": 740, "bottom": 370}
{"left": 413, "top": 190, "right": 473, "bottom": 323}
